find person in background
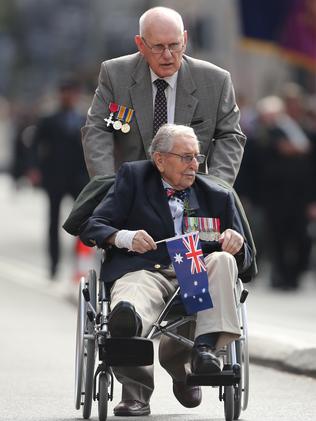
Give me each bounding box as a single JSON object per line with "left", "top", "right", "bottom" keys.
{"left": 29, "top": 78, "right": 89, "bottom": 278}
{"left": 254, "top": 93, "right": 313, "bottom": 290}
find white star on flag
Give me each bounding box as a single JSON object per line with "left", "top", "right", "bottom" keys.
{"left": 173, "top": 253, "right": 183, "bottom": 264}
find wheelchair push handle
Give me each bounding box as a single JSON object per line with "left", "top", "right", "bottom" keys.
{"left": 82, "top": 284, "right": 91, "bottom": 302}
{"left": 82, "top": 282, "right": 97, "bottom": 318}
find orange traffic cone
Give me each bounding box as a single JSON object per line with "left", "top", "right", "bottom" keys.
{"left": 73, "top": 239, "right": 96, "bottom": 284}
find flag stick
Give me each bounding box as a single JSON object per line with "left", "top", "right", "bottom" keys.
{"left": 155, "top": 239, "right": 167, "bottom": 244}
{"left": 155, "top": 231, "right": 199, "bottom": 245}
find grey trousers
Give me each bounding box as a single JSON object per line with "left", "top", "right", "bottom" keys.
{"left": 110, "top": 251, "right": 241, "bottom": 403}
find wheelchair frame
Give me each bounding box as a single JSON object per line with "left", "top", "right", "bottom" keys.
{"left": 75, "top": 268, "right": 249, "bottom": 421}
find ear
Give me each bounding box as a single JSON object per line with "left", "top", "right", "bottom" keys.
{"left": 183, "top": 30, "right": 188, "bottom": 53}
{"left": 153, "top": 152, "right": 165, "bottom": 173}
{"left": 135, "top": 35, "right": 145, "bottom": 55}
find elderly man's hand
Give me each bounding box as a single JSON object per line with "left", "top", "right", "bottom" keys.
{"left": 218, "top": 229, "right": 244, "bottom": 255}
{"left": 132, "top": 230, "right": 157, "bottom": 253}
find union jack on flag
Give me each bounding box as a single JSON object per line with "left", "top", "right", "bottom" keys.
{"left": 166, "top": 232, "right": 213, "bottom": 314}
{"left": 183, "top": 232, "right": 207, "bottom": 274}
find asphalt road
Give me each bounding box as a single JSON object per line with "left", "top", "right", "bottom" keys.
{"left": 1, "top": 274, "right": 316, "bottom": 421}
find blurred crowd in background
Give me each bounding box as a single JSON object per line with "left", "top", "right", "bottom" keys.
{"left": 0, "top": 0, "right": 316, "bottom": 290}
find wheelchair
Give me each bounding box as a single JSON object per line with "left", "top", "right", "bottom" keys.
{"left": 74, "top": 265, "right": 249, "bottom": 421}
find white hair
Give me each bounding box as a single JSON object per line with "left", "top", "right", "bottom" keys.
{"left": 139, "top": 7, "right": 184, "bottom": 37}
{"left": 149, "top": 124, "right": 198, "bottom": 159}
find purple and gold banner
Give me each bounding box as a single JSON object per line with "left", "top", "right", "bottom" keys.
{"left": 239, "top": 0, "right": 316, "bottom": 70}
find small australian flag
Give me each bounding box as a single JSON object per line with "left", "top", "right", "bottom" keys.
{"left": 166, "top": 232, "right": 213, "bottom": 314}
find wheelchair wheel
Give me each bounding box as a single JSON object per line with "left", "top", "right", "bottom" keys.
{"left": 237, "top": 303, "right": 249, "bottom": 413}
{"left": 233, "top": 341, "right": 243, "bottom": 420}
{"left": 224, "top": 385, "right": 234, "bottom": 421}
{"left": 74, "top": 270, "right": 97, "bottom": 419}
{"left": 98, "top": 372, "right": 110, "bottom": 421}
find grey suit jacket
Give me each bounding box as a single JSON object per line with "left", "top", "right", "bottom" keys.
{"left": 82, "top": 52, "right": 246, "bottom": 185}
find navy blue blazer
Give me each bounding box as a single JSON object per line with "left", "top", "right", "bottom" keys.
{"left": 80, "top": 161, "right": 253, "bottom": 284}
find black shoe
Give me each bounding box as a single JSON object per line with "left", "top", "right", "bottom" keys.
{"left": 114, "top": 399, "right": 150, "bottom": 416}
{"left": 191, "top": 345, "right": 221, "bottom": 374}
{"left": 108, "top": 301, "right": 140, "bottom": 337}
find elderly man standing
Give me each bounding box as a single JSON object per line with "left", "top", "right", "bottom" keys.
{"left": 82, "top": 7, "right": 245, "bottom": 185}
{"left": 80, "top": 124, "right": 252, "bottom": 416}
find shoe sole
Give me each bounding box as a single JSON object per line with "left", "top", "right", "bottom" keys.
{"left": 114, "top": 408, "right": 150, "bottom": 416}
{"left": 108, "top": 303, "right": 137, "bottom": 337}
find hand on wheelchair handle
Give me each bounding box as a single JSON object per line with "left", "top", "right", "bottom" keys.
{"left": 218, "top": 228, "right": 244, "bottom": 255}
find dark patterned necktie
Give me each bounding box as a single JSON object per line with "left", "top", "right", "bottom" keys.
{"left": 153, "top": 79, "right": 168, "bottom": 136}
{"left": 165, "top": 188, "right": 190, "bottom": 202}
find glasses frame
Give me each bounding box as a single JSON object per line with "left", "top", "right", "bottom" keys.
{"left": 164, "top": 152, "right": 206, "bottom": 164}
{"left": 141, "top": 37, "right": 184, "bottom": 54}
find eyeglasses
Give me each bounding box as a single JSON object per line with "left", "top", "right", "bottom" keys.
{"left": 165, "top": 152, "right": 206, "bottom": 164}
{"left": 141, "top": 37, "right": 184, "bottom": 54}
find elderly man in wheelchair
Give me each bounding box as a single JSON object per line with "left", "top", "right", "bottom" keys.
{"left": 74, "top": 123, "right": 254, "bottom": 421}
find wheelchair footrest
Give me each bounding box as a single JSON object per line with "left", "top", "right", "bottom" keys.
{"left": 185, "top": 364, "right": 241, "bottom": 386}
{"left": 99, "top": 337, "right": 154, "bottom": 367}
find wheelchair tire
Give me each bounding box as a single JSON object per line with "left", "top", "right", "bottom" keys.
{"left": 238, "top": 304, "right": 249, "bottom": 412}
{"left": 224, "top": 385, "right": 234, "bottom": 421}
{"left": 74, "top": 270, "right": 97, "bottom": 419}
{"left": 234, "top": 279, "right": 249, "bottom": 415}
{"left": 98, "top": 372, "right": 109, "bottom": 421}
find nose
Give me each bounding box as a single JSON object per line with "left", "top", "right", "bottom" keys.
{"left": 190, "top": 156, "right": 199, "bottom": 170}
{"left": 161, "top": 48, "right": 172, "bottom": 58}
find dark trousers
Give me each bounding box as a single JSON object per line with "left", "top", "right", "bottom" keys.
{"left": 265, "top": 205, "right": 311, "bottom": 288}
{"left": 47, "top": 188, "right": 78, "bottom": 275}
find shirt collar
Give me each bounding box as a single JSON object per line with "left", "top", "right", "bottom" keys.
{"left": 161, "top": 179, "right": 199, "bottom": 211}
{"left": 161, "top": 179, "right": 174, "bottom": 190}
{"left": 150, "top": 69, "right": 178, "bottom": 90}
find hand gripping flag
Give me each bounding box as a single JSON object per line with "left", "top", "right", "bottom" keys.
{"left": 166, "top": 232, "right": 213, "bottom": 315}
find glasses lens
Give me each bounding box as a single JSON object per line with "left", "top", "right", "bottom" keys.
{"left": 182, "top": 155, "right": 194, "bottom": 163}
{"left": 196, "top": 154, "right": 205, "bottom": 164}
{"left": 151, "top": 43, "right": 182, "bottom": 54}
{"left": 182, "top": 155, "right": 205, "bottom": 163}
{"left": 152, "top": 46, "right": 164, "bottom": 53}
{"left": 169, "top": 43, "right": 182, "bottom": 52}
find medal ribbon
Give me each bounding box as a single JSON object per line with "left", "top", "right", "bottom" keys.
{"left": 117, "top": 105, "right": 135, "bottom": 123}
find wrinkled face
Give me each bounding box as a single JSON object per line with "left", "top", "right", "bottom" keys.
{"left": 154, "top": 135, "right": 200, "bottom": 190}
{"left": 135, "top": 22, "right": 187, "bottom": 78}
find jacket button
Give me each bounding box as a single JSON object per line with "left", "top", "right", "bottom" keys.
{"left": 154, "top": 264, "right": 161, "bottom": 269}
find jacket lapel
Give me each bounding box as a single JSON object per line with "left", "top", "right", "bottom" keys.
{"left": 145, "top": 169, "right": 175, "bottom": 237}
{"left": 174, "top": 56, "right": 198, "bottom": 124}
{"left": 130, "top": 56, "right": 153, "bottom": 158}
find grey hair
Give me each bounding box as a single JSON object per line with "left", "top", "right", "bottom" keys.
{"left": 149, "top": 124, "right": 198, "bottom": 159}
{"left": 139, "top": 7, "right": 184, "bottom": 37}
